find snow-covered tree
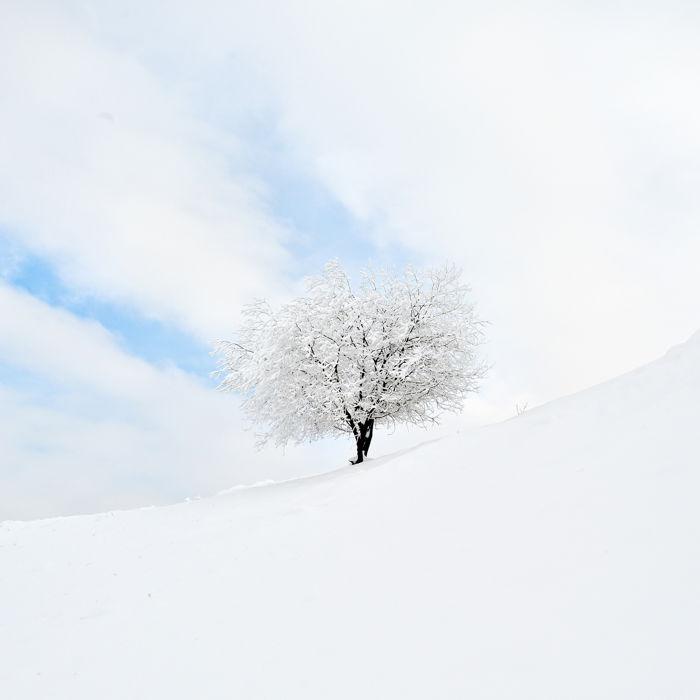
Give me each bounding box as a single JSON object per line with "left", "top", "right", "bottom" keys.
{"left": 215, "top": 261, "right": 486, "bottom": 464}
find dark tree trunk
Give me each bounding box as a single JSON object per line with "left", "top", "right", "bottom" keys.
{"left": 363, "top": 418, "right": 374, "bottom": 457}
{"left": 353, "top": 418, "right": 375, "bottom": 464}
{"left": 355, "top": 434, "right": 364, "bottom": 464}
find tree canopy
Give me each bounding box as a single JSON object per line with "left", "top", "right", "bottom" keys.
{"left": 216, "top": 261, "right": 486, "bottom": 463}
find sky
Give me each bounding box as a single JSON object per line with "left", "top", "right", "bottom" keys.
{"left": 2, "top": 0, "right": 700, "bottom": 520}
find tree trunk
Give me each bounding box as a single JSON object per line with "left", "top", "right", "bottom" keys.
{"left": 363, "top": 418, "right": 374, "bottom": 457}
{"left": 355, "top": 434, "right": 364, "bottom": 464}
{"left": 353, "top": 418, "right": 375, "bottom": 464}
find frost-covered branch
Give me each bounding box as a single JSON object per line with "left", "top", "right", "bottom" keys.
{"left": 215, "top": 261, "right": 486, "bottom": 464}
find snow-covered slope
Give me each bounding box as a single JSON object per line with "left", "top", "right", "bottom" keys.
{"left": 2, "top": 332, "right": 700, "bottom": 699}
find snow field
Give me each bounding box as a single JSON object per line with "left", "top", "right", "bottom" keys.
{"left": 2, "top": 332, "right": 700, "bottom": 698}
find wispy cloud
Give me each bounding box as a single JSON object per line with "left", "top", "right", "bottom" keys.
{"left": 151, "top": 0, "right": 700, "bottom": 399}
{"left": 0, "top": 282, "right": 338, "bottom": 519}
{"left": 0, "top": 1, "right": 294, "bottom": 340}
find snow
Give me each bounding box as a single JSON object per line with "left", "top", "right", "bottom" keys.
{"left": 2, "top": 331, "right": 700, "bottom": 698}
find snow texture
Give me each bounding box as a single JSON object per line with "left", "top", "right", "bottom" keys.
{"left": 2, "top": 331, "right": 700, "bottom": 698}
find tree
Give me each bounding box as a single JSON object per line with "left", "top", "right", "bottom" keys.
{"left": 215, "top": 261, "right": 486, "bottom": 464}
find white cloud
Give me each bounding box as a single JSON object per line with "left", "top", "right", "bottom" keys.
{"left": 0, "top": 282, "right": 339, "bottom": 520}
{"left": 267, "top": 2, "right": 700, "bottom": 397}
{"left": 112, "top": 0, "right": 700, "bottom": 401}
{"left": 0, "top": 0, "right": 294, "bottom": 341}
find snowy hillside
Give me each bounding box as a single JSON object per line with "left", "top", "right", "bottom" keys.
{"left": 2, "top": 331, "right": 700, "bottom": 699}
